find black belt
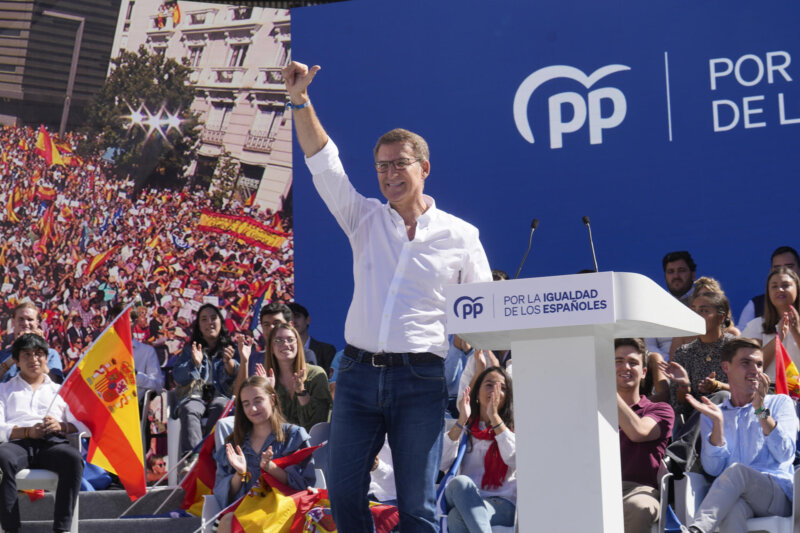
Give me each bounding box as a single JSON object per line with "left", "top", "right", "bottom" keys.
{"left": 344, "top": 344, "right": 441, "bottom": 367}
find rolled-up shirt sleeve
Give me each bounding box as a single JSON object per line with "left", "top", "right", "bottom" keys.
{"left": 765, "top": 395, "right": 797, "bottom": 465}
{"left": 699, "top": 414, "right": 730, "bottom": 477}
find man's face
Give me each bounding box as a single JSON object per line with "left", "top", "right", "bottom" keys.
{"left": 721, "top": 347, "right": 763, "bottom": 396}
{"left": 17, "top": 348, "right": 47, "bottom": 381}
{"left": 13, "top": 308, "right": 39, "bottom": 337}
{"left": 615, "top": 345, "right": 645, "bottom": 392}
{"left": 261, "top": 312, "right": 287, "bottom": 332}
{"left": 664, "top": 259, "right": 695, "bottom": 297}
{"left": 292, "top": 314, "right": 309, "bottom": 336}
{"left": 772, "top": 252, "right": 800, "bottom": 276}
{"left": 375, "top": 142, "right": 429, "bottom": 210}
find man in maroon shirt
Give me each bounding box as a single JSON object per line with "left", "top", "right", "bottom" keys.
{"left": 616, "top": 337, "right": 675, "bottom": 532}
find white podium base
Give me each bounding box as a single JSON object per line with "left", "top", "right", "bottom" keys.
{"left": 511, "top": 330, "right": 623, "bottom": 532}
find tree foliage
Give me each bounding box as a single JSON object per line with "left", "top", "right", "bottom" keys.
{"left": 210, "top": 151, "right": 241, "bottom": 209}
{"left": 80, "top": 46, "right": 199, "bottom": 187}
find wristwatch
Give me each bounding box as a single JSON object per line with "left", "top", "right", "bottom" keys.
{"left": 754, "top": 406, "right": 771, "bottom": 420}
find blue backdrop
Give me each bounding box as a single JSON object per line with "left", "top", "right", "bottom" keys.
{"left": 292, "top": 0, "right": 800, "bottom": 348}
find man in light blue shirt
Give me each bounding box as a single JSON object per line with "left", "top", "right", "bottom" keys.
{"left": 682, "top": 337, "right": 797, "bottom": 533}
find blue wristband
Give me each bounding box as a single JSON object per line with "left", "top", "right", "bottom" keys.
{"left": 287, "top": 100, "right": 310, "bottom": 110}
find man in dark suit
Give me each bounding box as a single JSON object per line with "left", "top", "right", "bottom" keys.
{"left": 288, "top": 302, "right": 337, "bottom": 376}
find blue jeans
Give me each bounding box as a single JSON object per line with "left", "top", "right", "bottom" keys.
{"left": 328, "top": 351, "right": 447, "bottom": 532}
{"left": 444, "top": 475, "right": 516, "bottom": 533}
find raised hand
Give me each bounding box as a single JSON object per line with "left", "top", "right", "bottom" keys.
{"left": 753, "top": 372, "right": 770, "bottom": 410}
{"left": 292, "top": 366, "right": 307, "bottom": 395}
{"left": 222, "top": 344, "right": 237, "bottom": 375}
{"left": 226, "top": 443, "right": 247, "bottom": 475}
{"left": 191, "top": 342, "right": 204, "bottom": 367}
{"left": 260, "top": 445, "right": 274, "bottom": 471}
{"left": 686, "top": 394, "right": 724, "bottom": 424}
{"left": 237, "top": 334, "right": 253, "bottom": 363}
{"left": 658, "top": 360, "right": 690, "bottom": 387}
{"left": 458, "top": 385, "right": 471, "bottom": 425}
{"left": 698, "top": 371, "right": 718, "bottom": 394}
{"left": 281, "top": 61, "right": 321, "bottom": 104}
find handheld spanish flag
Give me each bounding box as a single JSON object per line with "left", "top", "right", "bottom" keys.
{"left": 58, "top": 307, "right": 146, "bottom": 500}
{"left": 86, "top": 245, "right": 120, "bottom": 276}
{"left": 774, "top": 333, "right": 800, "bottom": 399}
{"left": 220, "top": 445, "right": 398, "bottom": 533}
{"left": 34, "top": 125, "right": 65, "bottom": 167}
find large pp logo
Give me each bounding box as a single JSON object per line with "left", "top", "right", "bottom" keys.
{"left": 454, "top": 296, "right": 485, "bottom": 319}
{"left": 513, "top": 65, "right": 631, "bottom": 149}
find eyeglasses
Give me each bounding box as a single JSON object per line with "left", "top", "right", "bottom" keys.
{"left": 374, "top": 158, "right": 420, "bottom": 173}
{"left": 19, "top": 351, "right": 47, "bottom": 360}
{"left": 273, "top": 337, "right": 297, "bottom": 346}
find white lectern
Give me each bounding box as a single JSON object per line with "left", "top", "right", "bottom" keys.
{"left": 445, "top": 271, "right": 704, "bottom": 532}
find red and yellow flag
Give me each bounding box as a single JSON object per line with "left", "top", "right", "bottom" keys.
{"left": 6, "top": 191, "right": 19, "bottom": 224}
{"left": 180, "top": 398, "right": 235, "bottom": 516}
{"left": 87, "top": 245, "right": 120, "bottom": 276}
{"left": 58, "top": 309, "right": 145, "bottom": 500}
{"left": 34, "top": 125, "right": 65, "bottom": 167}
{"left": 774, "top": 334, "right": 800, "bottom": 399}
{"left": 221, "top": 446, "right": 398, "bottom": 533}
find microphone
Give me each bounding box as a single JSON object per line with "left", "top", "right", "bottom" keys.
{"left": 582, "top": 216, "right": 599, "bottom": 272}
{"left": 514, "top": 218, "right": 539, "bottom": 279}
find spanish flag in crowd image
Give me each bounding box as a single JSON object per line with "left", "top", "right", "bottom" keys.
{"left": 58, "top": 308, "right": 146, "bottom": 500}
{"left": 219, "top": 446, "right": 398, "bottom": 533}
{"left": 34, "top": 125, "right": 65, "bottom": 167}
{"left": 774, "top": 334, "right": 800, "bottom": 399}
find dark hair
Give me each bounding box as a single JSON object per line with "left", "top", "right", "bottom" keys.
{"left": 662, "top": 251, "right": 696, "bottom": 273}
{"left": 762, "top": 267, "right": 800, "bottom": 334}
{"left": 771, "top": 246, "right": 800, "bottom": 265}
{"left": 720, "top": 337, "right": 762, "bottom": 363}
{"left": 12, "top": 333, "right": 49, "bottom": 361}
{"left": 491, "top": 270, "right": 510, "bottom": 281}
{"left": 190, "top": 303, "right": 233, "bottom": 349}
{"left": 614, "top": 338, "right": 648, "bottom": 368}
{"left": 265, "top": 323, "right": 306, "bottom": 376}
{"left": 467, "top": 366, "right": 514, "bottom": 443}
{"left": 287, "top": 302, "right": 309, "bottom": 319}
{"left": 231, "top": 376, "right": 285, "bottom": 447}
{"left": 260, "top": 302, "right": 292, "bottom": 323}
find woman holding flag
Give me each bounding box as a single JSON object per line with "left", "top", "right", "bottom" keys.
{"left": 213, "top": 375, "right": 315, "bottom": 533}
{"left": 741, "top": 266, "right": 800, "bottom": 381}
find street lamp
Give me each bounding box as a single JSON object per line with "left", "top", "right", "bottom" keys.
{"left": 42, "top": 10, "right": 85, "bottom": 136}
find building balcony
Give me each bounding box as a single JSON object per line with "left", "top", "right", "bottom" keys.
{"left": 147, "top": 15, "right": 175, "bottom": 35}
{"left": 257, "top": 68, "right": 284, "bottom": 89}
{"left": 207, "top": 67, "right": 247, "bottom": 86}
{"left": 202, "top": 128, "right": 225, "bottom": 145}
{"left": 243, "top": 132, "right": 275, "bottom": 153}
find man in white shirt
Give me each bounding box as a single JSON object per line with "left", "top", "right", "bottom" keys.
{"left": 0, "top": 334, "right": 88, "bottom": 533}
{"left": 283, "top": 61, "right": 492, "bottom": 532}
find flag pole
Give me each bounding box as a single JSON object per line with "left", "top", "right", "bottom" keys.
{"left": 44, "top": 300, "right": 137, "bottom": 416}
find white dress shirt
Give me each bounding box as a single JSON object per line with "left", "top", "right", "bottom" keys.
{"left": 307, "top": 139, "right": 492, "bottom": 357}
{"left": 0, "top": 374, "right": 89, "bottom": 442}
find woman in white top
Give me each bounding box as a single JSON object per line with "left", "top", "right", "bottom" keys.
{"left": 741, "top": 267, "right": 800, "bottom": 380}
{"left": 442, "top": 366, "right": 515, "bottom": 533}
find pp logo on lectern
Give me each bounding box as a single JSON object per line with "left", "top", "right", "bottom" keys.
{"left": 513, "top": 64, "right": 631, "bottom": 149}
{"left": 454, "top": 296, "right": 484, "bottom": 319}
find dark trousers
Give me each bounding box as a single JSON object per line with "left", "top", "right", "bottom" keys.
{"left": 0, "top": 437, "right": 83, "bottom": 531}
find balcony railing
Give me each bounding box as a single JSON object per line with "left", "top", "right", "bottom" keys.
{"left": 258, "top": 68, "right": 284, "bottom": 87}
{"left": 210, "top": 67, "right": 246, "bottom": 85}
{"left": 202, "top": 128, "right": 225, "bottom": 145}
{"left": 244, "top": 132, "right": 276, "bottom": 153}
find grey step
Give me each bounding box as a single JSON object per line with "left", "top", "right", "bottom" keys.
{"left": 17, "top": 517, "right": 202, "bottom": 533}
{"left": 20, "top": 486, "right": 190, "bottom": 521}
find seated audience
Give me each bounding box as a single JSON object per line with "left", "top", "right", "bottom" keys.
{"left": 741, "top": 267, "right": 800, "bottom": 380}
{"left": 214, "top": 376, "right": 315, "bottom": 533}
{"left": 0, "top": 302, "right": 63, "bottom": 383}
{"left": 663, "top": 290, "right": 734, "bottom": 421}
{"left": 442, "top": 367, "right": 515, "bottom": 533}
{"left": 738, "top": 246, "right": 800, "bottom": 328}
{"left": 616, "top": 338, "right": 674, "bottom": 532}
{"left": 646, "top": 251, "right": 697, "bottom": 357}
{"left": 680, "top": 338, "right": 796, "bottom": 532}
{"left": 173, "top": 304, "right": 239, "bottom": 458}
{"left": 0, "top": 334, "right": 87, "bottom": 533}
{"left": 287, "top": 302, "right": 336, "bottom": 375}
{"left": 263, "top": 323, "right": 331, "bottom": 431}
{"left": 369, "top": 438, "right": 397, "bottom": 505}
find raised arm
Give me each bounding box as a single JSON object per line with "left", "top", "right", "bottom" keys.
{"left": 282, "top": 61, "right": 328, "bottom": 158}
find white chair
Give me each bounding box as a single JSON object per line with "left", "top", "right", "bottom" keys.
{"left": 13, "top": 432, "right": 84, "bottom": 533}
{"left": 675, "top": 466, "right": 799, "bottom": 533}
{"left": 166, "top": 390, "right": 182, "bottom": 486}
{"left": 652, "top": 459, "right": 673, "bottom": 533}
